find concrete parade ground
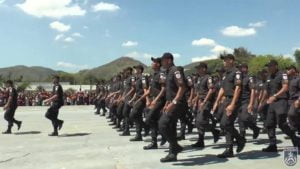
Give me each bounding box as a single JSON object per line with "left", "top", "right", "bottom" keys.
{"left": 0, "top": 106, "right": 299, "bottom": 169}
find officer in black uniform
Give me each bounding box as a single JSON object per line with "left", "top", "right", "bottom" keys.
{"left": 257, "top": 69, "right": 269, "bottom": 132}
{"left": 192, "top": 62, "right": 220, "bottom": 148}
{"left": 236, "top": 63, "right": 260, "bottom": 140}
{"left": 129, "top": 65, "right": 146, "bottom": 141}
{"left": 120, "top": 67, "right": 136, "bottom": 136}
{"left": 44, "top": 75, "right": 64, "bottom": 136}
{"left": 159, "top": 52, "right": 187, "bottom": 162}
{"left": 99, "top": 80, "right": 107, "bottom": 116}
{"left": 212, "top": 54, "right": 246, "bottom": 158}
{"left": 262, "top": 60, "right": 300, "bottom": 152}
{"left": 286, "top": 65, "right": 300, "bottom": 148}
{"left": 94, "top": 81, "right": 101, "bottom": 115}
{"left": 143, "top": 57, "right": 167, "bottom": 150}
{"left": 2, "top": 80, "right": 22, "bottom": 134}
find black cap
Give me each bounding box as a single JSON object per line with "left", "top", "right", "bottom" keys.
{"left": 265, "top": 59, "right": 278, "bottom": 67}
{"left": 133, "top": 65, "right": 144, "bottom": 71}
{"left": 220, "top": 54, "right": 235, "bottom": 60}
{"left": 286, "top": 65, "right": 297, "bottom": 70}
{"left": 195, "top": 62, "right": 208, "bottom": 69}
{"left": 52, "top": 75, "right": 60, "bottom": 80}
{"left": 151, "top": 57, "right": 161, "bottom": 63}
{"left": 125, "top": 67, "right": 133, "bottom": 72}
{"left": 5, "top": 80, "right": 13, "bottom": 85}
{"left": 161, "top": 52, "right": 174, "bottom": 60}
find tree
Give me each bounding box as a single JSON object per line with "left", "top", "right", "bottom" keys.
{"left": 248, "top": 55, "right": 295, "bottom": 75}
{"left": 294, "top": 49, "right": 300, "bottom": 68}
{"left": 16, "top": 82, "right": 31, "bottom": 92}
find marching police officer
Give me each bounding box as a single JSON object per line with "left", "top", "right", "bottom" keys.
{"left": 262, "top": 60, "right": 300, "bottom": 152}
{"left": 192, "top": 62, "right": 220, "bottom": 148}
{"left": 159, "top": 52, "right": 187, "bottom": 162}
{"left": 44, "top": 75, "right": 64, "bottom": 136}
{"left": 286, "top": 65, "right": 300, "bottom": 149}
{"left": 236, "top": 63, "right": 260, "bottom": 140}
{"left": 129, "top": 65, "right": 147, "bottom": 141}
{"left": 212, "top": 54, "right": 246, "bottom": 158}
{"left": 2, "top": 80, "right": 22, "bottom": 134}
{"left": 143, "top": 57, "right": 166, "bottom": 149}
{"left": 119, "top": 67, "right": 135, "bottom": 136}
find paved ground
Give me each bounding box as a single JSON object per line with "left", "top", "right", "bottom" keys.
{"left": 0, "top": 106, "right": 299, "bottom": 169}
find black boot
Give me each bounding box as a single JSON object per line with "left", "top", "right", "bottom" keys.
{"left": 143, "top": 142, "right": 158, "bottom": 150}
{"left": 262, "top": 144, "right": 278, "bottom": 152}
{"left": 236, "top": 137, "right": 246, "bottom": 153}
{"left": 253, "top": 127, "right": 261, "bottom": 139}
{"left": 144, "top": 126, "right": 150, "bottom": 137}
{"left": 176, "top": 134, "right": 185, "bottom": 141}
{"left": 17, "top": 121, "right": 22, "bottom": 130}
{"left": 130, "top": 134, "right": 143, "bottom": 141}
{"left": 191, "top": 134, "right": 205, "bottom": 148}
{"left": 2, "top": 128, "right": 12, "bottom": 134}
{"left": 160, "top": 153, "right": 177, "bottom": 163}
{"left": 48, "top": 131, "right": 58, "bottom": 136}
{"left": 217, "top": 145, "right": 234, "bottom": 158}
{"left": 119, "top": 131, "right": 130, "bottom": 136}
{"left": 188, "top": 124, "right": 194, "bottom": 134}
{"left": 160, "top": 137, "right": 167, "bottom": 146}
{"left": 212, "top": 129, "right": 220, "bottom": 143}
{"left": 58, "top": 120, "right": 64, "bottom": 130}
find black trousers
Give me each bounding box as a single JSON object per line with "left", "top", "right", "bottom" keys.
{"left": 237, "top": 99, "right": 259, "bottom": 137}
{"left": 130, "top": 100, "right": 146, "bottom": 136}
{"left": 195, "top": 101, "right": 216, "bottom": 137}
{"left": 45, "top": 102, "right": 62, "bottom": 131}
{"left": 265, "top": 99, "right": 296, "bottom": 145}
{"left": 116, "top": 102, "right": 125, "bottom": 126}
{"left": 4, "top": 107, "right": 19, "bottom": 128}
{"left": 145, "top": 100, "right": 165, "bottom": 142}
{"left": 219, "top": 98, "right": 243, "bottom": 145}
{"left": 122, "top": 102, "right": 132, "bottom": 132}
{"left": 288, "top": 101, "right": 300, "bottom": 131}
{"left": 159, "top": 102, "right": 187, "bottom": 154}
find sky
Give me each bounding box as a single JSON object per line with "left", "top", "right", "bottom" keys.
{"left": 0, "top": 0, "right": 299, "bottom": 72}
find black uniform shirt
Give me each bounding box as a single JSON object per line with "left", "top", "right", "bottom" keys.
{"left": 288, "top": 76, "right": 300, "bottom": 100}
{"left": 165, "top": 65, "right": 187, "bottom": 102}
{"left": 222, "top": 67, "right": 242, "bottom": 97}
{"left": 53, "top": 84, "right": 64, "bottom": 104}
{"left": 8, "top": 87, "right": 18, "bottom": 108}
{"left": 266, "top": 70, "right": 289, "bottom": 99}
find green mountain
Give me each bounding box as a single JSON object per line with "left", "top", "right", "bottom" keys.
{"left": 0, "top": 65, "right": 58, "bottom": 82}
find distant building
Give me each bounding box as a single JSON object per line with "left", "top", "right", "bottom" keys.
{"left": 17, "top": 82, "right": 96, "bottom": 92}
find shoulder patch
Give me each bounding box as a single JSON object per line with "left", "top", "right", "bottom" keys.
{"left": 282, "top": 73, "right": 288, "bottom": 80}
{"left": 174, "top": 71, "right": 181, "bottom": 79}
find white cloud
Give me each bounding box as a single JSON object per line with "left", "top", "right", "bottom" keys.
{"left": 57, "top": 61, "right": 88, "bottom": 69}
{"left": 190, "top": 37, "right": 233, "bottom": 63}
{"left": 16, "top": 0, "right": 86, "bottom": 19}
{"left": 192, "top": 55, "right": 218, "bottom": 63}
{"left": 221, "top": 26, "right": 256, "bottom": 37}
{"left": 292, "top": 47, "right": 300, "bottom": 51}
{"left": 211, "top": 45, "right": 233, "bottom": 54}
{"left": 249, "top": 21, "right": 267, "bottom": 28}
{"left": 122, "top": 41, "right": 138, "bottom": 47}
{"left": 126, "top": 51, "right": 155, "bottom": 59}
{"left": 64, "top": 37, "right": 75, "bottom": 42}
{"left": 55, "top": 34, "right": 65, "bottom": 41}
{"left": 0, "top": 0, "right": 5, "bottom": 4}
{"left": 83, "top": 26, "right": 88, "bottom": 29}
{"left": 173, "top": 53, "right": 181, "bottom": 58}
{"left": 50, "top": 21, "right": 71, "bottom": 32}
{"left": 92, "top": 2, "right": 120, "bottom": 12}
{"left": 72, "top": 32, "right": 83, "bottom": 37}
{"left": 192, "top": 38, "right": 216, "bottom": 46}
